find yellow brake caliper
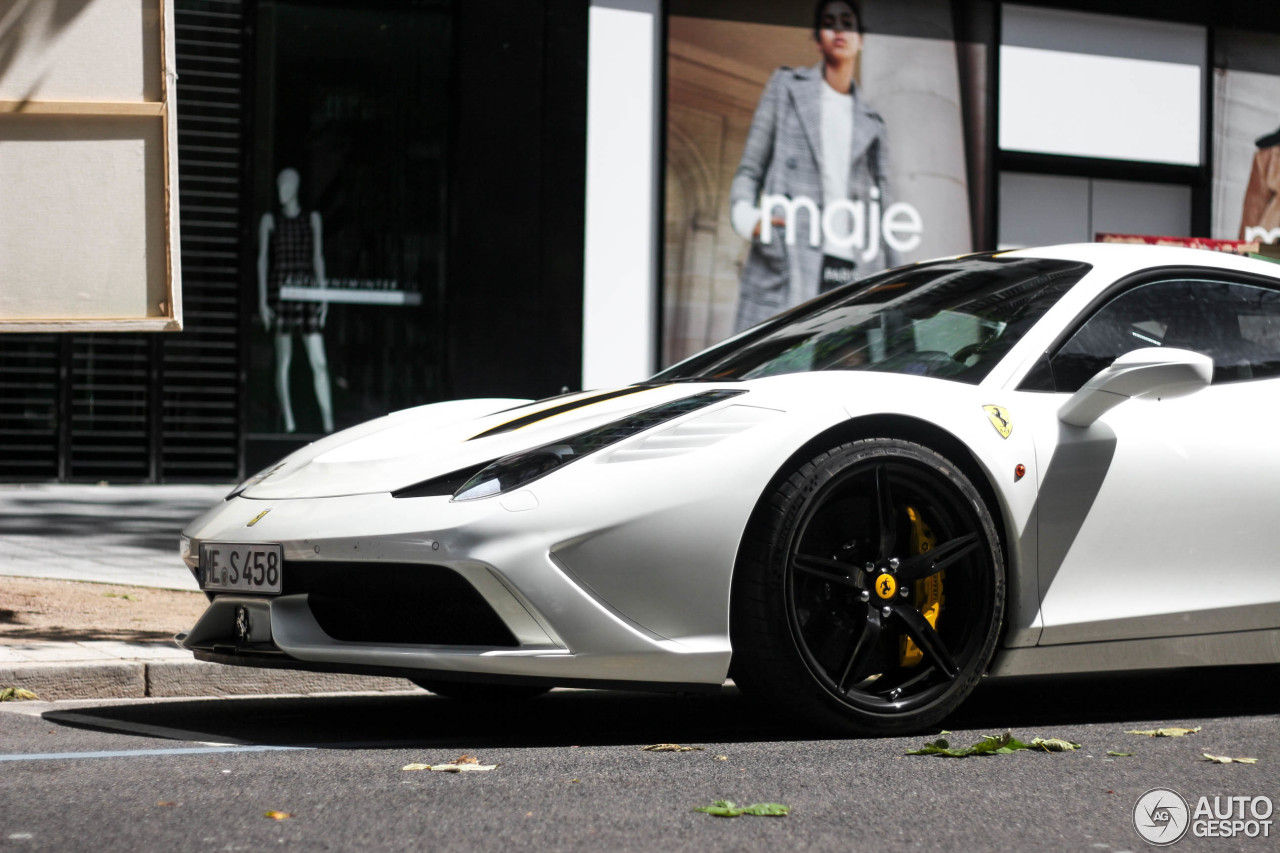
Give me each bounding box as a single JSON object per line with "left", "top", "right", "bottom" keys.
{"left": 900, "top": 506, "right": 943, "bottom": 666}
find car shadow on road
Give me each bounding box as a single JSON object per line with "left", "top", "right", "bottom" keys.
{"left": 950, "top": 665, "right": 1279, "bottom": 729}
{"left": 43, "top": 664, "right": 1279, "bottom": 749}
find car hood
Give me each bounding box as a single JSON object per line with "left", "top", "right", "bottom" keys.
{"left": 238, "top": 383, "right": 746, "bottom": 499}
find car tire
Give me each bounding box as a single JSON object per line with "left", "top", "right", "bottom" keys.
{"left": 730, "top": 438, "right": 1004, "bottom": 735}
{"left": 412, "top": 679, "right": 551, "bottom": 702}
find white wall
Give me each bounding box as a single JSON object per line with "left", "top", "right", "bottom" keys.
{"left": 999, "top": 4, "right": 1205, "bottom": 166}
{"left": 581, "top": 0, "right": 661, "bottom": 389}
{"left": 998, "top": 173, "right": 1192, "bottom": 249}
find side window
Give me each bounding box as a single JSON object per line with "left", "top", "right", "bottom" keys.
{"left": 1048, "top": 278, "right": 1280, "bottom": 393}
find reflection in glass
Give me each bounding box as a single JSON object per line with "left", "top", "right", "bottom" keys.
{"left": 654, "top": 255, "right": 1091, "bottom": 385}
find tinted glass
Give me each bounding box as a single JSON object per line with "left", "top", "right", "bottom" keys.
{"left": 653, "top": 255, "right": 1091, "bottom": 384}
{"left": 1049, "top": 278, "right": 1280, "bottom": 391}
{"left": 249, "top": 1, "right": 451, "bottom": 447}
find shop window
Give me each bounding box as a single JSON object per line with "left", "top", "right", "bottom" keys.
{"left": 249, "top": 1, "right": 451, "bottom": 441}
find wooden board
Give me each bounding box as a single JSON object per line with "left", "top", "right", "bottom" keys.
{"left": 0, "top": 0, "right": 181, "bottom": 332}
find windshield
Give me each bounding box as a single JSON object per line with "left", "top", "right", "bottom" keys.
{"left": 654, "top": 254, "right": 1091, "bottom": 384}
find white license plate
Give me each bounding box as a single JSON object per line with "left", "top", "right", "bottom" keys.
{"left": 200, "top": 543, "right": 283, "bottom": 594}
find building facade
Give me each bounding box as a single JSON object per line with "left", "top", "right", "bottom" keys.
{"left": 0, "top": 0, "right": 1275, "bottom": 482}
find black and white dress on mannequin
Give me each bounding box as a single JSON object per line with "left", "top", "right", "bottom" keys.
{"left": 257, "top": 167, "right": 335, "bottom": 434}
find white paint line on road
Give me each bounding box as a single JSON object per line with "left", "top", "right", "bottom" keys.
{"left": 0, "top": 744, "right": 310, "bottom": 762}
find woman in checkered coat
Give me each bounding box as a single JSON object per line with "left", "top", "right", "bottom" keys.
{"left": 730, "top": 1, "right": 899, "bottom": 332}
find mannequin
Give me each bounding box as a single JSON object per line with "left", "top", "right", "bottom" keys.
{"left": 257, "top": 168, "right": 335, "bottom": 434}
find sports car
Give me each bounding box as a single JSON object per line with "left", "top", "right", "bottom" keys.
{"left": 179, "top": 243, "right": 1280, "bottom": 734}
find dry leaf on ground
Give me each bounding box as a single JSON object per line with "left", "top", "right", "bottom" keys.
{"left": 1203, "top": 753, "right": 1258, "bottom": 764}
{"left": 431, "top": 762, "right": 497, "bottom": 772}
{"left": 641, "top": 743, "right": 705, "bottom": 752}
{"left": 1126, "top": 726, "right": 1201, "bottom": 737}
{"left": 404, "top": 754, "right": 495, "bottom": 772}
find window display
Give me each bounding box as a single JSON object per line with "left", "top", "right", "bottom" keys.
{"left": 1240, "top": 127, "right": 1280, "bottom": 243}
{"left": 248, "top": 1, "right": 450, "bottom": 443}
{"left": 663, "top": 0, "right": 985, "bottom": 363}
{"left": 258, "top": 168, "right": 334, "bottom": 434}
{"left": 1212, "top": 30, "right": 1280, "bottom": 249}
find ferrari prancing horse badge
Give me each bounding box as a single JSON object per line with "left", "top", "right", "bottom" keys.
{"left": 983, "top": 405, "right": 1012, "bottom": 439}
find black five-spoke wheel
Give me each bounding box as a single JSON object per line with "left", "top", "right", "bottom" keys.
{"left": 731, "top": 438, "right": 1004, "bottom": 735}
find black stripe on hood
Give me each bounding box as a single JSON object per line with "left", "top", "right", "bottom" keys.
{"left": 468, "top": 386, "right": 660, "bottom": 440}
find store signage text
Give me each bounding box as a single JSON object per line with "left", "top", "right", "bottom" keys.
{"left": 759, "top": 186, "right": 924, "bottom": 261}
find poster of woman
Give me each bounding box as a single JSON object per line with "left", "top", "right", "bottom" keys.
{"left": 664, "top": 0, "right": 984, "bottom": 363}
{"left": 1211, "top": 30, "right": 1280, "bottom": 248}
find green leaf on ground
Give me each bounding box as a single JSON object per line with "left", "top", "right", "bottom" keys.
{"left": 1106, "top": 751, "right": 1135, "bottom": 757}
{"left": 1126, "top": 726, "right": 1201, "bottom": 737}
{"left": 0, "top": 687, "right": 40, "bottom": 702}
{"left": 694, "top": 800, "right": 790, "bottom": 818}
{"left": 908, "top": 731, "right": 1080, "bottom": 757}
{"left": 1203, "top": 753, "right": 1258, "bottom": 764}
{"left": 907, "top": 731, "right": 1025, "bottom": 757}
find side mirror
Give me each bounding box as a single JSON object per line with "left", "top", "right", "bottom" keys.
{"left": 1058, "top": 347, "right": 1212, "bottom": 427}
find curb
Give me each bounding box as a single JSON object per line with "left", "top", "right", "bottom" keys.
{"left": 0, "top": 659, "right": 416, "bottom": 702}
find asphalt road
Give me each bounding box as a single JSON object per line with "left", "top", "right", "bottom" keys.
{"left": 2, "top": 669, "right": 1278, "bottom": 853}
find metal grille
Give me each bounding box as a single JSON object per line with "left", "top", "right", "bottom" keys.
{"left": 0, "top": 336, "right": 61, "bottom": 480}
{"left": 163, "top": 0, "right": 246, "bottom": 482}
{"left": 286, "top": 562, "right": 520, "bottom": 648}
{"left": 0, "top": 1, "right": 246, "bottom": 482}
{"left": 68, "top": 336, "right": 153, "bottom": 480}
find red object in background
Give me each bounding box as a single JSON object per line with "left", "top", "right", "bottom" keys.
{"left": 1095, "top": 232, "right": 1262, "bottom": 255}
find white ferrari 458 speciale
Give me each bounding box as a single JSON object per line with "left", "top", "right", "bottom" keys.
{"left": 180, "top": 243, "right": 1280, "bottom": 734}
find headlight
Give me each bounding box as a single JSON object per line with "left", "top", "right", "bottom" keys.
{"left": 452, "top": 389, "right": 745, "bottom": 501}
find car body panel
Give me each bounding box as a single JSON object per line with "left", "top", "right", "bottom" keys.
{"left": 1028, "top": 377, "right": 1280, "bottom": 645}
{"left": 180, "top": 243, "right": 1280, "bottom": 690}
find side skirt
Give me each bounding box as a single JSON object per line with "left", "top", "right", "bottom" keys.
{"left": 190, "top": 647, "right": 724, "bottom": 695}
{"left": 988, "top": 628, "right": 1280, "bottom": 678}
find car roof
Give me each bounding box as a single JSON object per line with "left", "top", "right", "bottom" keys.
{"left": 1000, "top": 242, "right": 1280, "bottom": 282}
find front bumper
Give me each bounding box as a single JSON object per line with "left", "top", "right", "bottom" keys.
{"left": 178, "top": 486, "right": 739, "bottom": 688}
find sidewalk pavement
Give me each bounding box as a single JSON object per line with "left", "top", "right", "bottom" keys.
{"left": 1, "top": 484, "right": 417, "bottom": 700}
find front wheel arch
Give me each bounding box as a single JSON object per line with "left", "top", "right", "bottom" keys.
{"left": 728, "top": 436, "right": 1007, "bottom": 734}
{"left": 735, "top": 414, "right": 1011, "bottom": 633}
